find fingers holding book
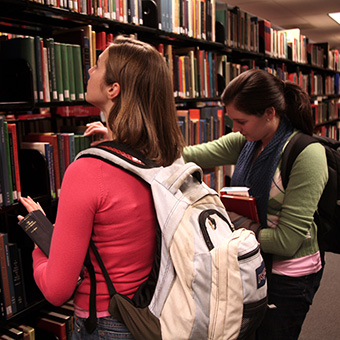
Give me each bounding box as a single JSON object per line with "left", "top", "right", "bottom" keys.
{"left": 17, "top": 196, "right": 46, "bottom": 222}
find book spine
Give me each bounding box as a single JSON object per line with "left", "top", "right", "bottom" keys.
{"left": 8, "top": 243, "right": 26, "bottom": 313}
{"left": 0, "top": 117, "right": 12, "bottom": 206}
{"left": 57, "top": 134, "right": 66, "bottom": 182}
{"left": 66, "top": 44, "right": 76, "bottom": 101}
{"left": 72, "top": 44, "right": 85, "bottom": 101}
{"left": 63, "top": 133, "right": 71, "bottom": 170}
{"left": 3, "top": 122, "right": 13, "bottom": 204}
{"left": 42, "top": 46, "right": 51, "bottom": 102}
{"left": 60, "top": 43, "right": 70, "bottom": 101}
{"left": 54, "top": 42, "right": 65, "bottom": 102}
{"left": 0, "top": 233, "right": 13, "bottom": 318}
{"left": 7, "top": 129, "right": 17, "bottom": 201}
{"left": 68, "top": 133, "right": 76, "bottom": 163}
{"left": 45, "top": 38, "right": 58, "bottom": 102}
{"left": 34, "top": 36, "right": 45, "bottom": 102}
{"left": 46, "top": 144, "right": 57, "bottom": 199}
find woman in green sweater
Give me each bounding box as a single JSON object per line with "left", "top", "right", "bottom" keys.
{"left": 183, "top": 68, "right": 328, "bottom": 340}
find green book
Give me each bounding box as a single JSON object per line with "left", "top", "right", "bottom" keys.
{"left": 45, "top": 38, "right": 58, "bottom": 102}
{"left": 54, "top": 42, "right": 64, "bottom": 102}
{"left": 72, "top": 44, "right": 85, "bottom": 101}
{"left": 60, "top": 43, "right": 70, "bottom": 101}
{"left": 66, "top": 44, "right": 76, "bottom": 101}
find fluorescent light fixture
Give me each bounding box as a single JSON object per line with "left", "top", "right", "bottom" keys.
{"left": 328, "top": 12, "right": 340, "bottom": 25}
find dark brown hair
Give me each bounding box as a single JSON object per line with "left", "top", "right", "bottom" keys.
{"left": 221, "top": 68, "right": 314, "bottom": 135}
{"left": 104, "top": 35, "right": 185, "bottom": 166}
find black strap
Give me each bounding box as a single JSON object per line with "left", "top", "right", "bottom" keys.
{"left": 281, "top": 133, "right": 317, "bottom": 189}
{"left": 90, "top": 239, "right": 117, "bottom": 296}
{"left": 84, "top": 240, "right": 118, "bottom": 333}
{"left": 84, "top": 250, "right": 97, "bottom": 334}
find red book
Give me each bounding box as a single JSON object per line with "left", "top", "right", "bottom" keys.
{"left": 189, "top": 108, "right": 201, "bottom": 145}
{"left": 259, "top": 19, "right": 271, "bottom": 56}
{"left": 96, "top": 31, "right": 106, "bottom": 52}
{"left": 7, "top": 124, "right": 21, "bottom": 200}
{"left": 221, "top": 194, "right": 259, "bottom": 222}
{"left": 36, "top": 316, "right": 67, "bottom": 340}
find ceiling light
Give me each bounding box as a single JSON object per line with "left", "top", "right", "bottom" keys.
{"left": 328, "top": 12, "right": 340, "bottom": 25}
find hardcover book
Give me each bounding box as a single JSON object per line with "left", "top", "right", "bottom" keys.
{"left": 18, "top": 210, "right": 53, "bottom": 257}
{"left": 221, "top": 194, "right": 259, "bottom": 223}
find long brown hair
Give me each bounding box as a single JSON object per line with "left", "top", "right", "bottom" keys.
{"left": 104, "top": 35, "right": 185, "bottom": 166}
{"left": 221, "top": 68, "right": 314, "bottom": 135}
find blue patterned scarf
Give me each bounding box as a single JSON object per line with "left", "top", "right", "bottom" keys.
{"left": 231, "top": 119, "right": 293, "bottom": 227}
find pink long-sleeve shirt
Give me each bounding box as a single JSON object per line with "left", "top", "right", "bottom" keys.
{"left": 32, "top": 156, "right": 157, "bottom": 317}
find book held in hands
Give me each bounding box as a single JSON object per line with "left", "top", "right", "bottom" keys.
{"left": 18, "top": 210, "right": 53, "bottom": 257}
{"left": 220, "top": 187, "right": 259, "bottom": 222}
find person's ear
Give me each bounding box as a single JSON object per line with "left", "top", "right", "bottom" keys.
{"left": 107, "top": 82, "right": 120, "bottom": 100}
{"left": 264, "top": 107, "right": 275, "bottom": 121}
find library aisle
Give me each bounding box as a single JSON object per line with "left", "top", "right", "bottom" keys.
{"left": 299, "top": 252, "right": 340, "bottom": 340}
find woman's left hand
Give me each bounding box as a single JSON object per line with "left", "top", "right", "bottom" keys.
{"left": 17, "top": 196, "right": 46, "bottom": 221}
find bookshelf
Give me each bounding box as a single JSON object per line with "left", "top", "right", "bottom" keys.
{"left": 0, "top": 0, "right": 339, "bottom": 334}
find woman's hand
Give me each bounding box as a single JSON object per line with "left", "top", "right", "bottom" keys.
{"left": 84, "top": 121, "right": 109, "bottom": 146}
{"left": 17, "top": 196, "right": 46, "bottom": 222}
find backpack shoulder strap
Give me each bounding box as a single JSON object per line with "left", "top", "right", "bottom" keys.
{"left": 76, "top": 141, "right": 203, "bottom": 193}
{"left": 281, "top": 133, "right": 318, "bottom": 189}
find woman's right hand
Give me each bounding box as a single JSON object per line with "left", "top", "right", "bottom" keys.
{"left": 84, "top": 121, "right": 109, "bottom": 146}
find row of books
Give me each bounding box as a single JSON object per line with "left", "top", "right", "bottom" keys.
{"left": 22, "top": 131, "right": 93, "bottom": 200}
{"left": 316, "top": 122, "right": 340, "bottom": 141}
{"left": 216, "top": 4, "right": 340, "bottom": 72}
{"left": 177, "top": 106, "right": 225, "bottom": 147}
{"left": 28, "top": 0, "right": 217, "bottom": 42}
{"left": 29, "top": 0, "right": 144, "bottom": 28}
{"left": 0, "top": 115, "right": 93, "bottom": 206}
{"left": 0, "top": 232, "right": 26, "bottom": 320}
{"left": 216, "top": 4, "right": 260, "bottom": 53}
{"left": 313, "top": 100, "right": 340, "bottom": 125}
{"left": 169, "top": 47, "right": 219, "bottom": 99}
{"left": 0, "top": 299, "right": 76, "bottom": 339}
{"left": 0, "top": 25, "right": 112, "bottom": 105}
{"left": 0, "top": 117, "right": 21, "bottom": 206}
{"left": 260, "top": 62, "right": 340, "bottom": 97}
{"left": 14, "top": 2, "right": 340, "bottom": 76}
{"left": 2, "top": 105, "right": 226, "bottom": 207}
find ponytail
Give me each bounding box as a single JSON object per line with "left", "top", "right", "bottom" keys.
{"left": 283, "top": 81, "right": 314, "bottom": 135}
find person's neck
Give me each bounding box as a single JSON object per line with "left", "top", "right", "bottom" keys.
{"left": 262, "top": 118, "right": 280, "bottom": 148}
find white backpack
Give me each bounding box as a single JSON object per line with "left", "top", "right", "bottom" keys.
{"left": 77, "top": 142, "right": 268, "bottom": 340}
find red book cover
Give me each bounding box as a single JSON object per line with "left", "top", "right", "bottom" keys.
{"left": 7, "top": 124, "right": 21, "bottom": 200}
{"left": 259, "top": 19, "right": 271, "bottom": 56}
{"left": 189, "top": 108, "right": 201, "bottom": 145}
{"left": 36, "top": 316, "right": 67, "bottom": 340}
{"left": 221, "top": 194, "right": 259, "bottom": 222}
{"left": 96, "top": 31, "right": 106, "bottom": 52}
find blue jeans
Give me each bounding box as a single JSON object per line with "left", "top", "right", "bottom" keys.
{"left": 256, "top": 269, "right": 323, "bottom": 340}
{"left": 72, "top": 316, "right": 134, "bottom": 340}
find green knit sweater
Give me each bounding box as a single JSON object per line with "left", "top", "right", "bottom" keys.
{"left": 183, "top": 131, "right": 328, "bottom": 261}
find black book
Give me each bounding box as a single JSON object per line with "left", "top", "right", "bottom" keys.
{"left": 17, "top": 210, "right": 53, "bottom": 257}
